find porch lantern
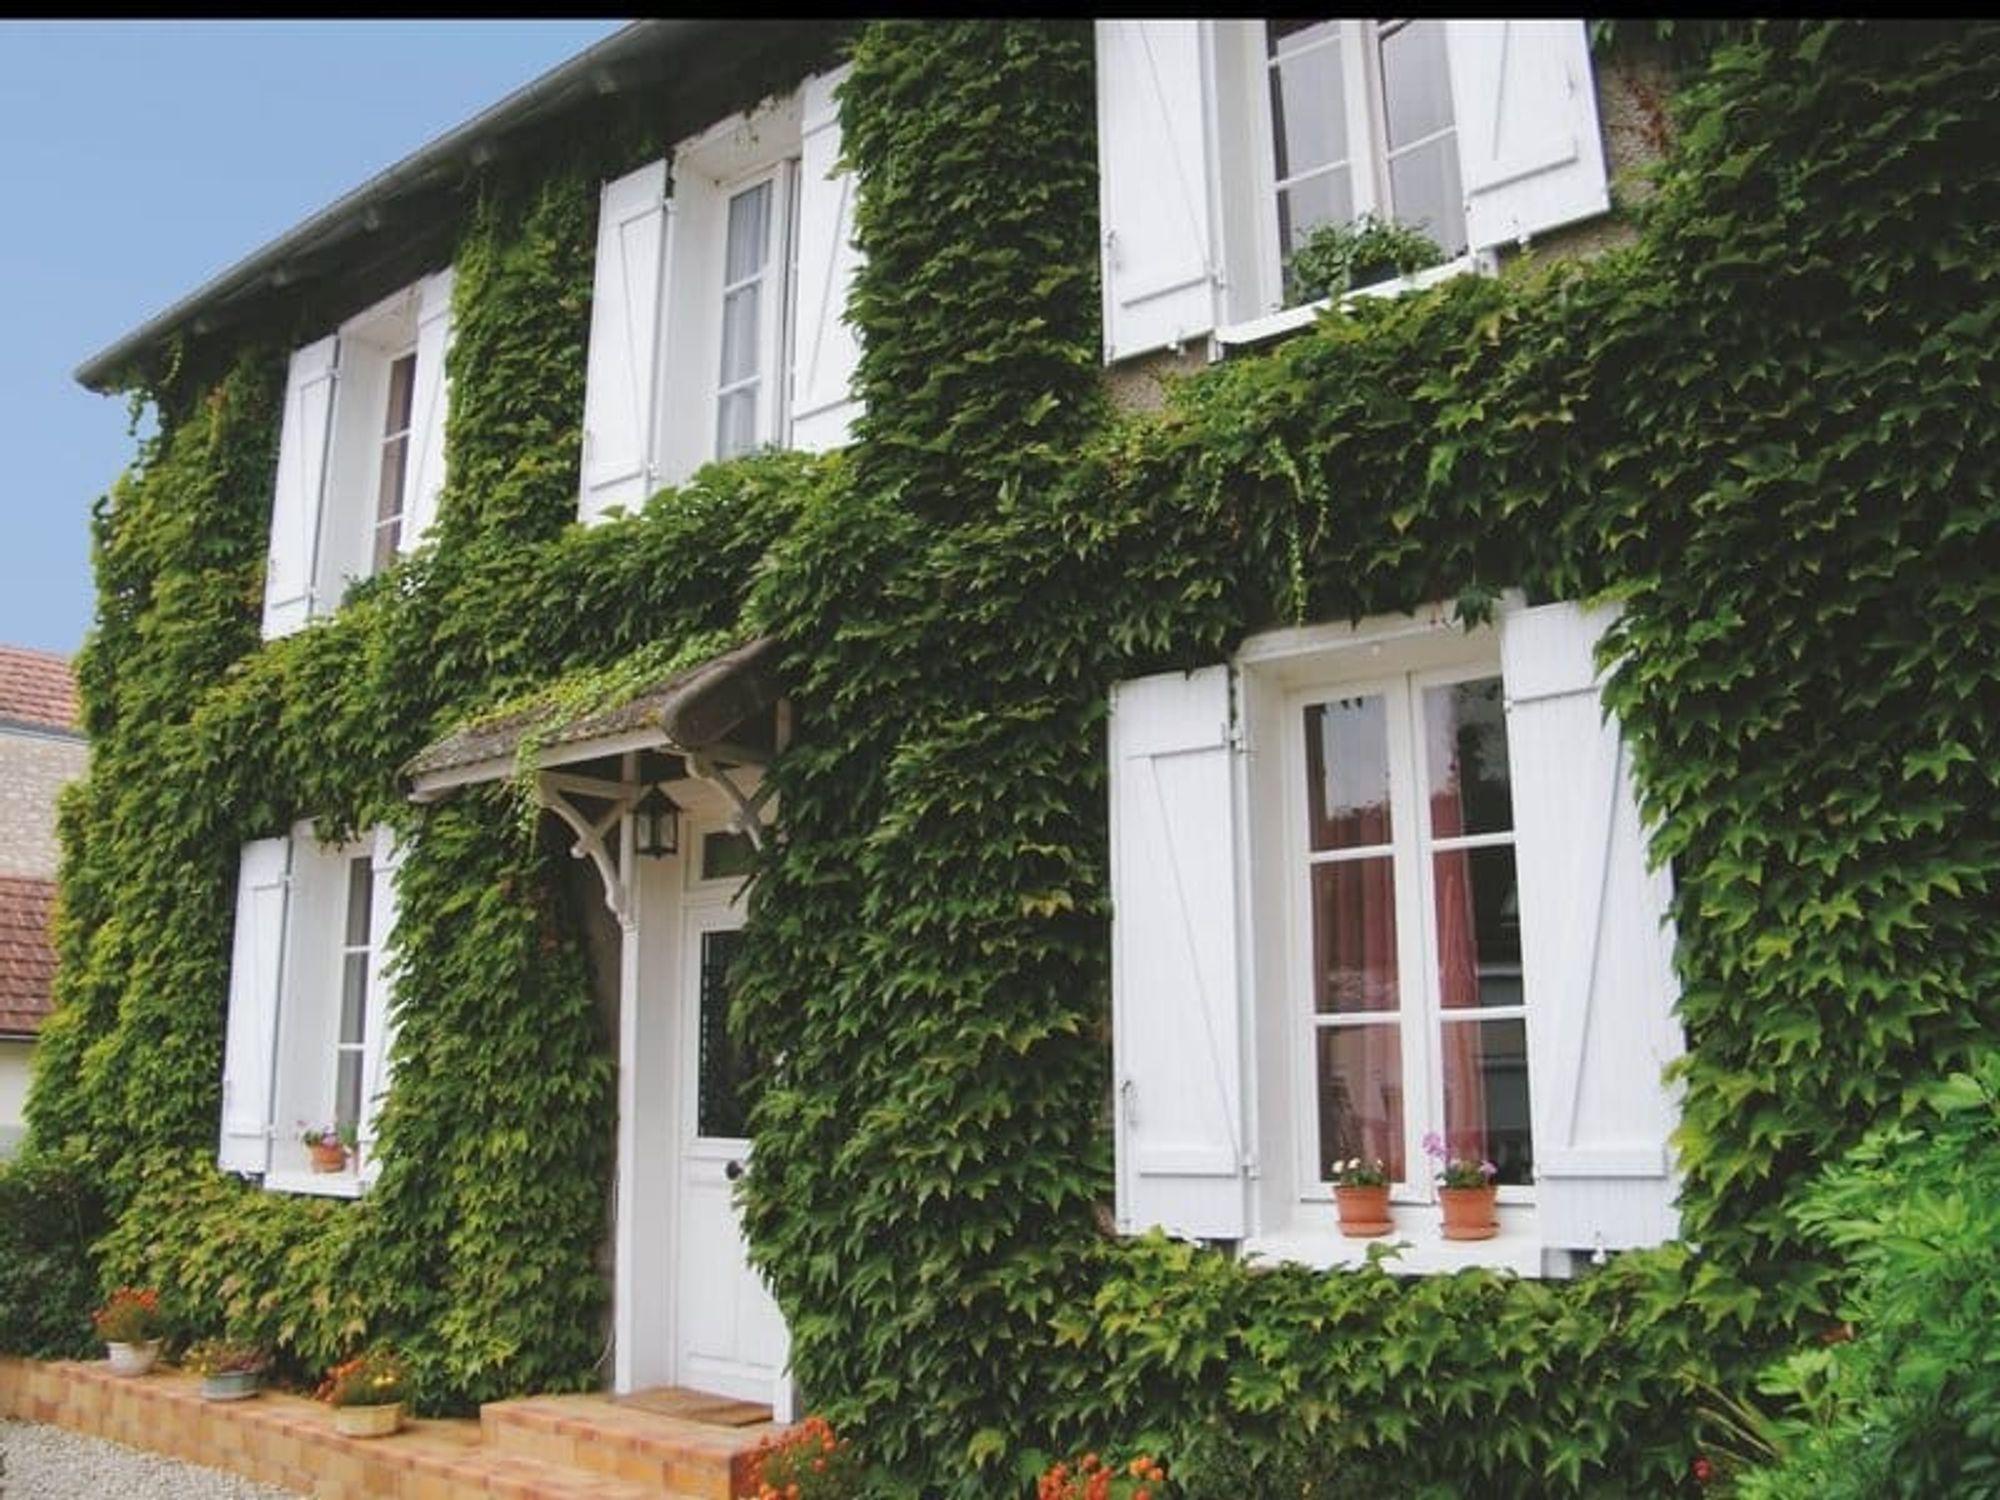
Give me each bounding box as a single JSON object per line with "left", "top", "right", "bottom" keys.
{"left": 633, "top": 783, "right": 682, "bottom": 858}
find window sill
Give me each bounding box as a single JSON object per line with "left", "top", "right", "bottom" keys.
{"left": 262, "top": 1167, "right": 364, "bottom": 1199}
{"left": 1243, "top": 1202, "right": 1551, "bottom": 1278}
{"left": 1213, "top": 254, "right": 1483, "bottom": 353}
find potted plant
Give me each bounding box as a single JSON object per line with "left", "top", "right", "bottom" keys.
{"left": 1424, "top": 1132, "right": 1499, "bottom": 1240}
{"left": 1329, "top": 1157, "right": 1393, "bottom": 1238}
{"left": 317, "top": 1348, "right": 407, "bottom": 1437}
{"left": 299, "top": 1120, "right": 358, "bottom": 1174}
{"left": 1282, "top": 213, "right": 1446, "bottom": 306}
{"left": 92, "top": 1286, "right": 164, "bottom": 1375}
{"left": 185, "top": 1335, "right": 270, "bottom": 1400}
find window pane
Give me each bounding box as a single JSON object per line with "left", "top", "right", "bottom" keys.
{"left": 1304, "top": 696, "right": 1391, "bottom": 850}
{"left": 697, "top": 929, "right": 761, "bottom": 1139}
{"left": 1277, "top": 170, "right": 1354, "bottom": 260}
{"left": 339, "top": 953, "right": 369, "bottom": 1045}
{"left": 344, "top": 858, "right": 374, "bottom": 947}
{"left": 382, "top": 352, "right": 417, "bottom": 437}
{"left": 716, "top": 389, "right": 758, "bottom": 459}
{"left": 1268, "top": 18, "right": 1338, "bottom": 56}
{"left": 336, "top": 1051, "right": 363, "bottom": 1132}
{"left": 702, "top": 830, "right": 756, "bottom": 881}
{"left": 1311, "top": 857, "right": 1399, "bottom": 1014}
{"left": 1379, "top": 19, "right": 1453, "bottom": 150}
{"left": 719, "top": 285, "right": 761, "bottom": 388}
{"left": 1386, "top": 135, "right": 1466, "bottom": 255}
{"left": 1268, "top": 32, "right": 1346, "bottom": 180}
{"left": 1423, "top": 677, "right": 1511, "bottom": 837}
{"left": 1439, "top": 1016, "right": 1532, "bottom": 1185}
{"left": 1433, "top": 845, "right": 1522, "bottom": 1011}
{"left": 1315, "top": 1024, "right": 1404, "bottom": 1181}
{"left": 724, "top": 181, "right": 772, "bottom": 285}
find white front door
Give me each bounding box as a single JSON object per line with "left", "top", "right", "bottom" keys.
{"left": 673, "top": 883, "right": 787, "bottom": 1402}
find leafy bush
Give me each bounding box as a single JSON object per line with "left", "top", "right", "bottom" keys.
{"left": 0, "top": 1148, "right": 105, "bottom": 1357}
{"left": 1282, "top": 213, "right": 1445, "bottom": 304}
{"left": 1716, "top": 1056, "right": 2000, "bottom": 1497}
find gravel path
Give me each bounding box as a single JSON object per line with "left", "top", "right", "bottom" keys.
{"left": 0, "top": 1419, "right": 304, "bottom": 1499}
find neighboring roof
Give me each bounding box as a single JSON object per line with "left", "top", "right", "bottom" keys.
{"left": 0, "top": 646, "right": 80, "bottom": 735}
{"left": 76, "top": 19, "right": 856, "bottom": 394}
{"left": 0, "top": 876, "right": 59, "bottom": 1037}
{"left": 405, "top": 635, "right": 784, "bottom": 797}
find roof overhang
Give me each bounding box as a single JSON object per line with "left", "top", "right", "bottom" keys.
{"left": 76, "top": 19, "right": 857, "bottom": 394}
{"left": 404, "top": 634, "right": 785, "bottom": 803}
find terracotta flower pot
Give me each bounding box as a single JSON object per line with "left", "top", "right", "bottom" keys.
{"left": 309, "top": 1141, "right": 350, "bottom": 1174}
{"left": 1438, "top": 1185, "right": 1498, "bottom": 1241}
{"left": 105, "top": 1340, "right": 161, "bottom": 1376}
{"left": 1334, "top": 1184, "right": 1393, "bottom": 1238}
{"left": 334, "top": 1401, "right": 403, "bottom": 1438}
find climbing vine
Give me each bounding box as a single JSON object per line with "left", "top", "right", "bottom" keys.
{"left": 7, "top": 17, "right": 1997, "bottom": 1498}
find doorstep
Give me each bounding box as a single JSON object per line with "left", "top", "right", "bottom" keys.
{"left": 0, "top": 1356, "right": 787, "bottom": 1499}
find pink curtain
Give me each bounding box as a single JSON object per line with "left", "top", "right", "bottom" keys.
{"left": 1431, "top": 784, "right": 1489, "bottom": 1165}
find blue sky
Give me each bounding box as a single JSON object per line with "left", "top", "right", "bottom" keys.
{"left": 0, "top": 20, "right": 626, "bottom": 658}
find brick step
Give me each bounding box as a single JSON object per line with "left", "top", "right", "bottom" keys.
{"left": 481, "top": 1393, "right": 781, "bottom": 1500}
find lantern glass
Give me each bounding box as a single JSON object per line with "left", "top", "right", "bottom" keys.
{"left": 635, "top": 784, "right": 681, "bottom": 858}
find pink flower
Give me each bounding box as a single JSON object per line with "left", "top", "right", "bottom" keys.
{"left": 1422, "top": 1131, "right": 1445, "bottom": 1159}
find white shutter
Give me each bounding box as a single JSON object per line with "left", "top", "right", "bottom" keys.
{"left": 1501, "top": 601, "right": 1682, "bottom": 1252}
{"left": 357, "top": 827, "right": 403, "bottom": 1185}
{"left": 262, "top": 336, "right": 338, "bottom": 638}
{"left": 579, "top": 158, "right": 671, "bottom": 524}
{"left": 791, "top": 66, "right": 864, "bottom": 453}
{"left": 1096, "top": 20, "right": 1219, "bottom": 363}
{"left": 219, "top": 836, "right": 291, "bottom": 1175}
{"left": 1109, "top": 665, "right": 1248, "bottom": 1239}
{"left": 1446, "top": 20, "right": 1611, "bottom": 254}
{"left": 401, "top": 267, "right": 455, "bottom": 549}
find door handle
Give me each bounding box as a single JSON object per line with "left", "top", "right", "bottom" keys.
{"left": 724, "top": 1159, "right": 745, "bottom": 1182}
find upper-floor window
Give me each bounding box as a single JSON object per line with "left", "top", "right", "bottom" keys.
{"left": 261, "top": 268, "right": 455, "bottom": 640}
{"left": 577, "top": 66, "right": 861, "bottom": 524}
{"left": 372, "top": 351, "right": 418, "bottom": 572}
{"left": 1095, "top": 19, "right": 1611, "bottom": 362}
{"left": 1264, "top": 19, "right": 1466, "bottom": 266}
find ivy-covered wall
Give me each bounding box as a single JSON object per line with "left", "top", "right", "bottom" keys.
{"left": 18, "top": 17, "right": 1998, "bottom": 1498}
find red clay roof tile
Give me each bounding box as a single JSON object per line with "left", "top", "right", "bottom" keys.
{"left": 0, "top": 646, "right": 79, "bottom": 732}
{"left": 0, "top": 875, "right": 59, "bottom": 1035}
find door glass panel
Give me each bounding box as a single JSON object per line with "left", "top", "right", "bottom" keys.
{"left": 1439, "top": 1015, "right": 1532, "bottom": 1185}
{"left": 1315, "top": 1024, "right": 1403, "bottom": 1181}
{"left": 696, "top": 929, "right": 760, "bottom": 1139}
{"left": 1304, "top": 695, "right": 1391, "bottom": 850}
{"left": 1311, "top": 858, "right": 1399, "bottom": 1014}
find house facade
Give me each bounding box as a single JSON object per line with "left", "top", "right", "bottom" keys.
{"left": 0, "top": 647, "right": 84, "bottom": 1158}
{"left": 33, "top": 18, "right": 1996, "bottom": 1494}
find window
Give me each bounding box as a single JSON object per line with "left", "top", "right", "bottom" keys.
{"left": 1263, "top": 19, "right": 1466, "bottom": 270}
{"left": 1095, "top": 20, "right": 1611, "bottom": 362}
{"left": 218, "top": 825, "right": 400, "bottom": 1195}
{"left": 372, "top": 351, "right": 418, "bottom": 572}
{"left": 262, "top": 268, "right": 454, "bottom": 639}
{"left": 1107, "top": 601, "right": 1684, "bottom": 1274}
{"left": 1291, "top": 665, "right": 1530, "bottom": 1203}
{"left": 577, "top": 65, "right": 862, "bottom": 523}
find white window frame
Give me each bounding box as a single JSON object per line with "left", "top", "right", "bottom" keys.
{"left": 1235, "top": 608, "right": 1544, "bottom": 1274}
{"left": 1228, "top": 18, "right": 1480, "bottom": 335}
{"left": 711, "top": 163, "right": 799, "bottom": 463}
{"left": 259, "top": 825, "right": 397, "bottom": 1199}
{"left": 1279, "top": 654, "right": 1531, "bottom": 1214}
{"left": 654, "top": 92, "right": 807, "bottom": 487}
{"left": 370, "top": 348, "right": 419, "bottom": 573}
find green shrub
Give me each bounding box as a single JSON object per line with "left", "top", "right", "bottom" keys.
{"left": 0, "top": 1147, "right": 106, "bottom": 1357}
{"left": 1718, "top": 1055, "right": 2000, "bottom": 1498}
